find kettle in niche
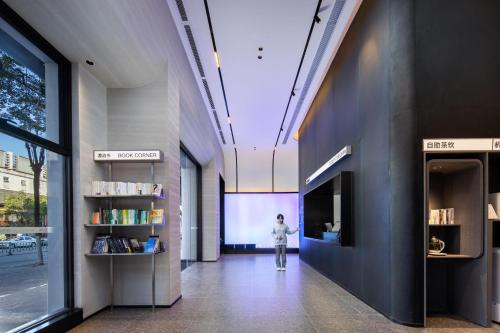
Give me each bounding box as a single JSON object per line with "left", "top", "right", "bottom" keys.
{"left": 429, "top": 235, "right": 445, "bottom": 255}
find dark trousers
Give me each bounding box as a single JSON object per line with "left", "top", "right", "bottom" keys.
{"left": 275, "top": 245, "right": 287, "bottom": 268}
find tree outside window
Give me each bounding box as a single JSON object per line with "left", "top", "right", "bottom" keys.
{"left": 0, "top": 50, "right": 47, "bottom": 264}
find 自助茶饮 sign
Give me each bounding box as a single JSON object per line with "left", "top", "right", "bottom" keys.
{"left": 423, "top": 139, "right": 493, "bottom": 152}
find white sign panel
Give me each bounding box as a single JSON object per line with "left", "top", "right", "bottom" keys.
{"left": 306, "top": 146, "right": 351, "bottom": 185}
{"left": 423, "top": 139, "right": 493, "bottom": 152}
{"left": 94, "top": 150, "right": 163, "bottom": 162}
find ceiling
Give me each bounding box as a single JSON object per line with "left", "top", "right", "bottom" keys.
{"left": 167, "top": 0, "right": 362, "bottom": 190}
{"left": 5, "top": 0, "right": 362, "bottom": 191}
{"left": 4, "top": 0, "right": 174, "bottom": 88}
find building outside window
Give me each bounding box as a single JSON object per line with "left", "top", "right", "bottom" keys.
{"left": 0, "top": 8, "right": 73, "bottom": 333}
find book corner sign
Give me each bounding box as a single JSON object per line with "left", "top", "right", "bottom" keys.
{"left": 423, "top": 138, "right": 500, "bottom": 152}
{"left": 94, "top": 150, "right": 163, "bottom": 161}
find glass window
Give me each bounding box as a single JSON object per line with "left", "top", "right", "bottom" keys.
{"left": 0, "top": 6, "right": 70, "bottom": 332}
{"left": 0, "top": 133, "right": 65, "bottom": 332}
{"left": 0, "top": 17, "right": 59, "bottom": 143}
{"left": 0, "top": 133, "right": 65, "bottom": 331}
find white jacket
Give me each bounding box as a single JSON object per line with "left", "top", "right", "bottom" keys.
{"left": 272, "top": 223, "right": 297, "bottom": 246}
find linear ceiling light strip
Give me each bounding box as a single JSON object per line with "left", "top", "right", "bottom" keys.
{"left": 273, "top": 0, "right": 322, "bottom": 148}
{"left": 204, "top": 0, "right": 238, "bottom": 191}
{"left": 283, "top": 0, "right": 346, "bottom": 144}
{"left": 272, "top": 0, "right": 322, "bottom": 192}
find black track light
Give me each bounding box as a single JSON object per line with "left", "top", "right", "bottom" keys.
{"left": 291, "top": 91, "right": 296, "bottom": 96}
{"left": 314, "top": 15, "right": 321, "bottom": 23}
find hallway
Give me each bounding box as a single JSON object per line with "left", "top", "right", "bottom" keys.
{"left": 69, "top": 254, "right": 499, "bottom": 332}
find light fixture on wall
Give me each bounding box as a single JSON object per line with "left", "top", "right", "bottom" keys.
{"left": 293, "top": 131, "right": 299, "bottom": 141}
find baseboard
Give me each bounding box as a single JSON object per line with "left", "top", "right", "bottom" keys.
{"left": 21, "top": 308, "right": 82, "bottom": 333}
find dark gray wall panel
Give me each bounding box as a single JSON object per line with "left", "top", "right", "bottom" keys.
{"left": 299, "top": 0, "right": 396, "bottom": 321}
{"left": 416, "top": 0, "right": 500, "bottom": 138}
{"left": 387, "top": 0, "right": 421, "bottom": 325}
{"left": 299, "top": 0, "right": 500, "bottom": 326}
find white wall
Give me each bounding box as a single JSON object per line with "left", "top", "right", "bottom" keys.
{"left": 72, "top": 64, "right": 109, "bottom": 317}
{"left": 225, "top": 146, "right": 298, "bottom": 193}
{"left": 165, "top": 6, "right": 225, "bottom": 261}
{"left": 107, "top": 71, "right": 180, "bottom": 305}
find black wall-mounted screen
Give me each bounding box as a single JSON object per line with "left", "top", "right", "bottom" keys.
{"left": 304, "top": 171, "right": 352, "bottom": 246}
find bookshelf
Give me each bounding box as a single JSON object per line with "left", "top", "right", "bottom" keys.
{"left": 84, "top": 149, "right": 165, "bottom": 309}
{"left": 84, "top": 194, "right": 163, "bottom": 199}
{"left": 85, "top": 252, "right": 165, "bottom": 257}
{"left": 84, "top": 224, "right": 166, "bottom": 227}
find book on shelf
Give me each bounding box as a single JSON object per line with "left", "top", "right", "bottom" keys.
{"left": 91, "top": 181, "right": 164, "bottom": 197}
{"left": 91, "top": 212, "right": 100, "bottom": 225}
{"left": 119, "top": 237, "right": 132, "bottom": 253}
{"left": 144, "top": 235, "right": 160, "bottom": 253}
{"left": 91, "top": 234, "right": 161, "bottom": 254}
{"left": 152, "top": 184, "right": 163, "bottom": 197}
{"left": 148, "top": 209, "right": 165, "bottom": 225}
{"left": 129, "top": 238, "right": 142, "bottom": 252}
{"left": 91, "top": 234, "right": 110, "bottom": 254}
{"left": 90, "top": 208, "right": 161, "bottom": 225}
{"left": 429, "top": 208, "right": 455, "bottom": 225}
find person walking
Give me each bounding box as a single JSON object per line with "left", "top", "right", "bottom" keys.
{"left": 272, "top": 213, "right": 298, "bottom": 271}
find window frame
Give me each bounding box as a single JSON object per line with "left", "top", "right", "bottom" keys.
{"left": 0, "top": 0, "right": 75, "bottom": 330}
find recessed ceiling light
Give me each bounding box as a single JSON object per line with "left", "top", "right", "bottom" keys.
{"left": 85, "top": 60, "right": 94, "bottom": 66}
{"left": 214, "top": 52, "right": 220, "bottom": 68}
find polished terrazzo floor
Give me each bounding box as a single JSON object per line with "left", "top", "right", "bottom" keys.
{"left": 70, "top": 254, "right": 500, "bottom": 332}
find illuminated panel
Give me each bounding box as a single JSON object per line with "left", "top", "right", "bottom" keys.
{"left": 224, "top": 193, "right": 299, "bottom": 248}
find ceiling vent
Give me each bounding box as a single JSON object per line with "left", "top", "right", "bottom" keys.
{"left": 212, "top": 110, "right": 222, "bottom": 130}
{"left": 219, "top": 130, "right": 227, "bottom": 144}
{"left": 175, "top": 0, "right": 188, "bottom": 21}
{"left": 283, "top": 0, "right": 346, "bottom": 144}
{"left": 202, "top": 78, "right": 215, "bottom": 109}
{"left": 175, "top": 0, "right": 226, "bottom": 145}
{"left": 184, "top": 25, "right": 205, "bottom": 78}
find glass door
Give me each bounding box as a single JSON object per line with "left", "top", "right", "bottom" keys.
{"left": 180, "top": 149, "right": 198, "bottom": 270}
